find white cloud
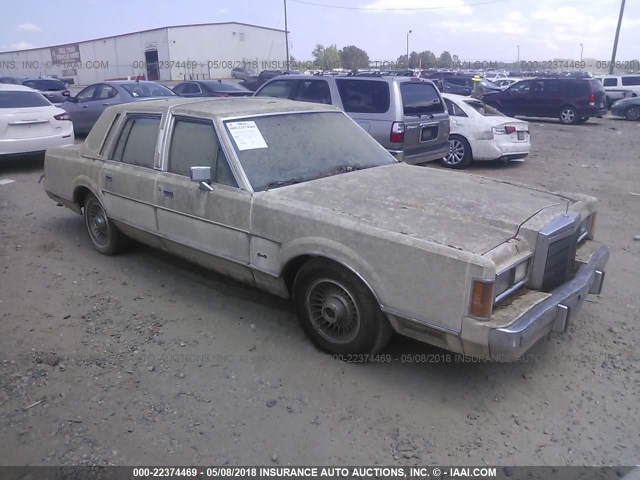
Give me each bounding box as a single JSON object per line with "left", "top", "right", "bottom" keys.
{"left": 15, "top": 22, "right": 42, "bottom": 32}
{"left": 2, "top": 41, "right": 36, "bottom": 51}
{"left": 363, "top": 0, "right": 473, "bottom": 15}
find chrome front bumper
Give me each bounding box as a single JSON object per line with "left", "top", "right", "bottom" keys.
{"left": 488, "top": 243, "right": 609, "bottom": 360}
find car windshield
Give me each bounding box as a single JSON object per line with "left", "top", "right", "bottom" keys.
{"left": 224, "top": 111, "right": 396, "bottom": 191}
{"left": 23, "top": 79, "right": 66, "bottom": 91}
{"left": 463, "top": 99, "right": 503, "bottom": 116}
{"left": 121, "top": 83, "right": 176, "bottom": 98}
{"left": 0, "top": 91, "right": 51, "bottom": 108}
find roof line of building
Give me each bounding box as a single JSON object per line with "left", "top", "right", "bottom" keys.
{"left": 0, "top": 21, "right": 286, "bottom": 55}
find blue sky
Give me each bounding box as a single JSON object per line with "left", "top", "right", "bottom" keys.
{"left": 1, "top": 0, "right": 639, "bottom": 62}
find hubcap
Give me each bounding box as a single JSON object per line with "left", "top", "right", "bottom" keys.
{"left": 87, "top": 202, "right": 109, "bottom": 247}
{"left": 307, "top": 279, "right": 360, "bottom": 344}
{"left": 561, "top": 109, "right": 575, "bottom": 123}
{"left": 444, "top": 139, "right": 465, "bottom": 165}
{"left": 627, "top": 106, "right": 640, "bottom": 121}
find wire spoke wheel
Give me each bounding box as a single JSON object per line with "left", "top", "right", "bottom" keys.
{"left": 307, "top": 279, "right": 361, "bottom": 344}
{"left": 86, "top": 201, "right": 110, "bottom": 247}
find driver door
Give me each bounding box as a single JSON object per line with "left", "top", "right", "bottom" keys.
{"left": 154, "top": 116, "right": 254, "bottom": 283}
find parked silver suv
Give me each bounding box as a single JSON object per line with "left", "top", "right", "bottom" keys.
{"left": 254, "top": 75, "right": 450, "bottom": 164}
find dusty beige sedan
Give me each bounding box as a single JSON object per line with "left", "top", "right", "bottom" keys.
{"left": 43, "top": 97, "right": 609, "bottom": 360}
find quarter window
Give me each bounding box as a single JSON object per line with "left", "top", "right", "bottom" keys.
{"left": 112, "top": 115, "right": 161, "bottom": 168}
{"left": 444, "top": 98, "right": 467, "bottom": 117}
{"left": 603, "top": 78, "right": 617, "bottom": 87}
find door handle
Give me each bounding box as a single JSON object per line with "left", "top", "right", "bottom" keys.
{"left": 82, "top": 105, "right": 88, "bottom": 109}
{"left": 161, "top": 188, "right": 174, "bottom": 198}
{"left": 105, "top": 172, "right": 113, "bottom": 181}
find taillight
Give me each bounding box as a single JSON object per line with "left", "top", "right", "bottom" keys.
{"left": 491, "top": 125, "right": 516, "bottom": 135}
{"left": 54, "top": 112, "right": 70, "bottom": 121}
{"left": 589, "top": 93, "right": 596, "bottom": 104}
{"left": 390, "top": 121, "right": 405, "bottom": 143}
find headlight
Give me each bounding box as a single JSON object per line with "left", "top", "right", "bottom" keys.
{"left": 495, "top": 259, "right": 530, "bottom": 302}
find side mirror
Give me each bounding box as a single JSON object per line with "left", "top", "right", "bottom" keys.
{"left": 190, "top": 166, "right": 214, "bottom": 191}
{"left": 68, "top": 96, "right": 78, "bottom": 103}
{"left": 62, "top": 90, "right": 70, "bottom": 97}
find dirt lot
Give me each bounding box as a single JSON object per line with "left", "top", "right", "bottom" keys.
{"left": 0, "top": 115, "right": 638, "bottom": 467}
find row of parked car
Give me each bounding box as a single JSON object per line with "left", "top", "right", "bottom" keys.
{"left": 2, "top": 72, "right": 638, "bottom": 168}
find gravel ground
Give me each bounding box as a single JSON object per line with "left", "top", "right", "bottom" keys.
{"left": 0, "top": 115, "right": 638, "bottom": 467}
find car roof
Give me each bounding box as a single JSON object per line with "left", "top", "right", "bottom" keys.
{"left": 104, "top": 96, "right": 340, "bottom": 118}
{"left": 262, "top": 74, "right": 424, "bottom": 84}
{"left": 0, "top": 84, "right": 38, "bottom": 92}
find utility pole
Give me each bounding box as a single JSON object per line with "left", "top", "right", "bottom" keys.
{"left": 517, "top": 45, "right": 520, "bottom": 64}
{"left": 580, "top": 43, "right": 584, "bottom": 62}
{"left": 284, "top": 0, "right": 290, "bottom": 71}
{"left": 609, "top": 0, "right": 626, "bottom": 74}
{"left": 406, "top": 30, "right": 412, "bottom": 68}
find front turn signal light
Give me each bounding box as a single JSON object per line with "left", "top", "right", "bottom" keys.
{"left": 470, "top": 280, "right": 495, "bottom": 319}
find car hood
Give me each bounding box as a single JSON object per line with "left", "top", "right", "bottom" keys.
{"left": 260, "top": 163, "right": 577, "bottom": 255}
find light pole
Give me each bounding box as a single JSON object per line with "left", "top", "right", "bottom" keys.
{"left": 517, "top": 45, "right": 520, "bottom": 64}
{"left": 609, "top": 0, "right": 626, "bottom": 74}
{"left": 580, "top": 43, "right": 584, "bottom": 62}
{"left": 406, "top": 30, "right": 412, "bottom": 68}
{"left": 284, "top": 0, "right": 290, "bottom": 71}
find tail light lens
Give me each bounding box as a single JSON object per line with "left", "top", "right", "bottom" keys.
{"left": 492, "top": 125, "right": 516, "bottom": 135}
{"left": 54, "top": 112, "right": 71, "bottom": 121}
{"left": 390, "top": 121, "right": 405, "bottom": 143}
{"left": 470, "top": 280, "right": 494, "bottom": 319}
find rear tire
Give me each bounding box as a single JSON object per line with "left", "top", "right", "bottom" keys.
{"left": 83, "top": 193, "right": 128, "bottom": 255}
{"left": 625, "top": 105, "right": 640, "bottom": 121}
{"left": 559, "top": 105, "right": 578, "bottom": 124}
{"left": 441, "top": 135, "right": 472, "bottom": 169}
{"left": 292, "top": 259, "right": 393, "bottom": 356}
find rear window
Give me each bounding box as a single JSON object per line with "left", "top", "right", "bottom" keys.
{"left": 0, "top": 91, "right": 51, "bottom": 108}
{"left": 400, "top": 82, "right": 445, "bottom": 115}
{"left": 121, "top": 83, "right": 175, "bottom": 98}
{"left": 621, "top": 76, "right": 640, "bottom": 86}
{"left": 22, "top": 79, "right": 66, "bottom": 91}
{"left": 463, "top": 99, "right": 502, "bottom": 116}
{"left": 336, "top": 79, "right": 390, "bottom": 113}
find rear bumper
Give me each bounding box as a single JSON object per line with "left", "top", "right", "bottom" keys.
{"left": 0, "top": 131, "right": 74, "bottom": 155}
{"left": 487, "top": 242, "right": 609, "bottom": 360}
{"left": 579, "top": 106, "right": 608, "bottom": 117}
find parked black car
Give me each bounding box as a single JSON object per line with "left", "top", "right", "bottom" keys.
{"left": 173, "top": 80, "right": 252, "bottom": 97}
{"left": 240, "top": 70, "right": 292, "bottom": 91}
{"left": 610, "top": 96, "right": 640, "bottom": 121}
{"left": 481, "top": 78, "right": 607, "bottom": 124}
{"left": 22, "top": 78, "right": 70, "bottom": 105}
{"left": 0, "top": 76, "right": 25, "bottom": 85}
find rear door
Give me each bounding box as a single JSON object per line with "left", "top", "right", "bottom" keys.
{"left": 335, "top": 78, "right": 390, "bottom": 136}
{"left": 101, "top": 113, "right": 160, "bottom": 238}
{"left": 399, "top": 80, "right": 450, "bottom": 160}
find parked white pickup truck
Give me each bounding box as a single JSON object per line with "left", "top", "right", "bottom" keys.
{"left": 43, "top": 97, "right": 609, "bottom": 360}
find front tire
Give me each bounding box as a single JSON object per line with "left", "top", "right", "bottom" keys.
{"left": 625, "top": 105, "right": 640, "bottom": 121}
{"left": 559, "top": 106, "right": 578, "bottom": 124}
{"left": 83, "top": 193, "right": 128, "bottom": 255}
{"left": 442, "top": 135, "right": 472, "bottom": 169}
{"left": 292, "top": 259, "right": 393, "bottom": 355}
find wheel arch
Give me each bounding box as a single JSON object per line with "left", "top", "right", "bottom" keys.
{"left": 279, "top": 238, "right": 384, "bottom": 307}
{"left": 71, "top": 175, "right": 102, "bottom": 209}
{"left": 449, "top": 133, "right": 473, "bottom": 158}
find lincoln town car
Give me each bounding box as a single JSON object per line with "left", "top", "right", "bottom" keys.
{"left": 43, "top": 97, "right": 609, "bottom": 360}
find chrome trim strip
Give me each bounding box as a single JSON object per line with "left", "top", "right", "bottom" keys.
{"left": 381, "top": 306, "right": 461, "bottom": 335}
{"left": 495, "top": 279, "right": 527, "bottom": 303}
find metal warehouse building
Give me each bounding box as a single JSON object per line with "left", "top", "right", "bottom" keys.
{"left": 0, "top": 22, "right": 287, "bottom": 85}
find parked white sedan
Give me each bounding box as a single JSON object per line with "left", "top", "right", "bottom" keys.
{"left": 0, "top": 84, "right": 74, "bottom": 158}
{"left": 441, "top": 93, "right": 530, "bottom": 169}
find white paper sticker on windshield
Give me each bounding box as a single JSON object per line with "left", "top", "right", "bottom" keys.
{"left": 226, "top": 121, "right": 268, "bottom": 151}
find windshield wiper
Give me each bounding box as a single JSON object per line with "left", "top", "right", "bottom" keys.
{"left": 264, "top": 178, "right": 306, "bottom": 191}
{"left": 313, "top": 165, "right": 361, "bottom": 179}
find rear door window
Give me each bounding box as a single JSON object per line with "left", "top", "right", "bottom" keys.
{"left": 603, "top": 78, "right": 618, "bottom": 87}
{"left": 400, "top": 82, "right": 445, "bottom": 115}
{"left": 256, "top": 80, "right": 294, "bottom": 99}
{"left": 336, "top": 79, "right": 390, "bottom": 113}
{"left": 112, "top": 115, "right": 161, "bottom": 168}
{"left": 444, "top": 98, "right": 467, "bottom": 117}
{"left": 292, "top": 80, "right": 332, "bottom": 104}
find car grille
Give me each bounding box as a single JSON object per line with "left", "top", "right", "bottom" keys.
{"left": 541, "top": 232, "right": 578, "bottom": 291}
{"left": 529, "top": 212, "right": 582, "bottom": 292}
